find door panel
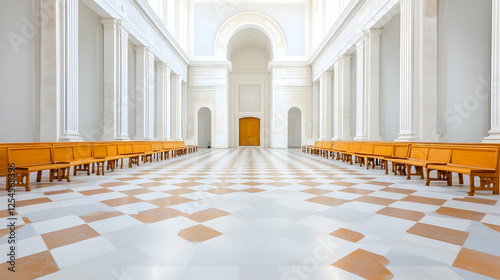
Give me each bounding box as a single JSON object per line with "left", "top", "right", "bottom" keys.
{"left": 239, "top": 118, "right": 260, "bottom": 146}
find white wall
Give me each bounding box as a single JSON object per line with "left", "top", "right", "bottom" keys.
{"left": 192, "top": 3, "right": 306, "bottom": 57}
{"left": 379, "top": 13, "right": 400, "bottom": 141}
{"left": 198, "top": 107, "right": 211, "bottom": 148}
{"left": 78, "top": 0, "right": 103, "bottom": 141}
{"left": 232, "top": 48, "right": 269, "bottom": 71}
{"left": 438, "top": 0, "right": 491, "bottom": 142}
{"left": 288, "top": 107, "right": 301, "bottom": 147}
{"left": 0, "top": 0, "right": 37, "bottom": 142}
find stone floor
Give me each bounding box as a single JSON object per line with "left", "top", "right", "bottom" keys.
{"left": 1, "top": 148, "right": 500, "bottom": 280}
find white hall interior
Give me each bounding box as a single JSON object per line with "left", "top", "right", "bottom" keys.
{"left": 0, "top": 0, "right": 499, "bottom": 146}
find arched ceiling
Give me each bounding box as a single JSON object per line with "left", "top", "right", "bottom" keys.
{"left": 227, "top": 28, "right": 273, "bottom": 62}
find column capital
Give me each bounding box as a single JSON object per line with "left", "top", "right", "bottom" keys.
{"left": 101, "top": 18, "right": 117, "bottom": 28}
{"left": 135, "top": 45, "right": 149, "bottom": 53}
{"left": 117, "top": 21, "right": 129, "bottom": 36}
{"left": 355, "top": 36, "right": 365, "bottom": 49}
{"left": 156, "top": 61, "right": 167, "bottom": 67}
{"left": 366, "top": 28, "right": 383, "bottom": 38}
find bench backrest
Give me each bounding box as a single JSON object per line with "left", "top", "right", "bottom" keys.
{"left": 53, "top": 146, "right": 75, "bottom": 162}
{"left": 314, "top": 141, "right": 321, "bottom": 147}
{"left": 338, "top": 142, "right": 349, "bottom": 151}
{"left": 7, "top": 147, "right": 53, "bottom": 167}
{"left": 92, "top": 144, "right": 107, "bottom": 157}
{"left": 348, "top": 142, "right": 361, "bottom": 153}
{"left": 427, "top": 147, "right": 452, "bottom": 163}
{"left": 117, "top": 144, "right": 133, "bottom": 155}
{"left": 408, "top": 146, "right": 428, "bottom": 160}
{"left": 107, "top": 145, "right": 119, "bottom": 156}
{"left": 373, "top": 145, "right": 393, "bottom": 157}
{"left": 393, "top": 144, "right": 410, "bottom": 158}
{"left": 359, "top": 143, "right": 374, "bottom": 154}
{"left": 450, "top": 148, "right": 499, "bottom": 169}
{"left": 74, "top": 144, "right": 93, "bottom": 160}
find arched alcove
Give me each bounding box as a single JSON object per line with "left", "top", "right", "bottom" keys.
{"left": 214, "top": 12, "right": 286, "bottom": 60}
{"left": 198, "top": 107, "right": 211, "bottom": 148}
{"left": 288, "top": 107, "right": 302, "bottom": 148}
{"left": 228, "top": 28, "right": 272, "bottom": 71}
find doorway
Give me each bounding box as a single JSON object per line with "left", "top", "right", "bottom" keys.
{"left": 198, "top": 107, "right": 211, "bottom": 148}
{"left": 239, "top": 117, "right": 260, "bottom": 146}
{"left": 288, "top": 107, "right": 302, "bottom": 148}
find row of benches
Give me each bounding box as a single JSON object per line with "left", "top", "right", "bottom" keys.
{"left": 2, "top": 141, "right": 197, "bottom": 191}
{"left": 302, "top": 141, "right": 500, "bottom": 196}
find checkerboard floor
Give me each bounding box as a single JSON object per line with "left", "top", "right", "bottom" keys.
{"left": 1, "top": 148, "right": 500, "bottom": 280}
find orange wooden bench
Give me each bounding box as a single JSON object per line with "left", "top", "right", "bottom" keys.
{"left": 390, "top": 145, "right": 452, "bottom": 180}
{"left": 6, "top": 146, "right": 71, "bottom": 191}
{"left": 426, "top": 147, "right": 499, "bottom": 196}
{"left": 53, "top": 144, "right": 106, "bottom": 176}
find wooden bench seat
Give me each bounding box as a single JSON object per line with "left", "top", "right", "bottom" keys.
{"left": 384, "top": 144, "right": 411, "bottom": 175}
{"left": 389, "top": 146, "right": 429, "bottom": 179}
{"left": 354, "top": 143, "right": 374, "bottom": 167}
{"left": 6, "top": 146, "right": 71, "bottom": 191}
{"left": 118, "top": 144, "right": 141, "bottom": 168}
{"left": 361, "top": 144, "right": 394, "bottom": 174}
{"left": 426, "top": 147, "right": 499, "bottom": 196}
{"left": 341, "top": 142, "right": 362, "bottom": 164}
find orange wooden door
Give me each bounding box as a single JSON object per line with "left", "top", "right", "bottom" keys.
{"left": 239, "top": 118, "right": 260, "bottom": 146}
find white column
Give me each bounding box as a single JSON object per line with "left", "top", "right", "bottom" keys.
{"left": 396, "top": 0, "right": 438, "bottom": 142}
{"left": 319, "top": 71, "right": 333, "bottom": 141}
{"left": 170, "top": 74, "right": 177, "bottom": 141}
{"left": 181, "top": 80, "right": 188, "bottom": 139}
{"left": 117, "top": 21, "right": 129, "bottom": 140}
{"left": 484, "top": 0, "right": 500, "bottom": 142}
{"left": 156, "top": 62, "right": 167, "bottom": 140}
{"left": 312, "top": 81, "right": 320, "bottom": 140}
{"left": 333, "top": 54, "right": 352, "bottom": 140}
{"left": 146, "top": 51, "right": 155, "bottom": 140}
{"left": 135, "top": 46, "right": 152, "bottom": 140}
{"left": 333, "top": 60, "right": 341, "bottom": 140}
{"left": 166, "top": 67, "right": 172, "bottom": 140}
{"left": 396, "top": 0, "right": 418, "bottom": 141}
{"left": 59, "top": 0, "right": 82, "bottom": 141}
{"left": 419, "top": 0, "right": 438, "bottom": 142}
{"left": 354, "top": 36, "right": 366, "bottom": 141}
{"left": 175, "top": 75, "right": 183, "bottom": 140}
{"left": 365, "top": 29, "right": 382, "bottom": 141}
{"left": 101, "top": 19, "right": 129, "bottom": 141}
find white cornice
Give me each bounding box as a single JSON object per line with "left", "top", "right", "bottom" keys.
{"left": 309, "top": 0, "right": 365, "bottom": 65}
{"left": 133, "top": 0, "right": 191, "bottom": 65}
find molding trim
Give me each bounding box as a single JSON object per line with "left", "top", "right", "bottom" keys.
{"left": 215, "top": 12, "right": 286, "bottom": 48}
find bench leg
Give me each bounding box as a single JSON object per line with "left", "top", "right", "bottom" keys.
{"left": 468, "top": 175, "right": 475, "bottom": 196}
{"left": 425, "top": 168, "right": 431, "bottom": 186}
{"left": 406, "top": 165, "right": 412, "bottom": 180}
{"left": 37, "top": 171, "right": 42, "bottom": 182}
{"left": 458, "top": 174, "right": 464, "bottom": 185}
{"left": 25, "top": 173, "right": 30, "bottom": 191}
